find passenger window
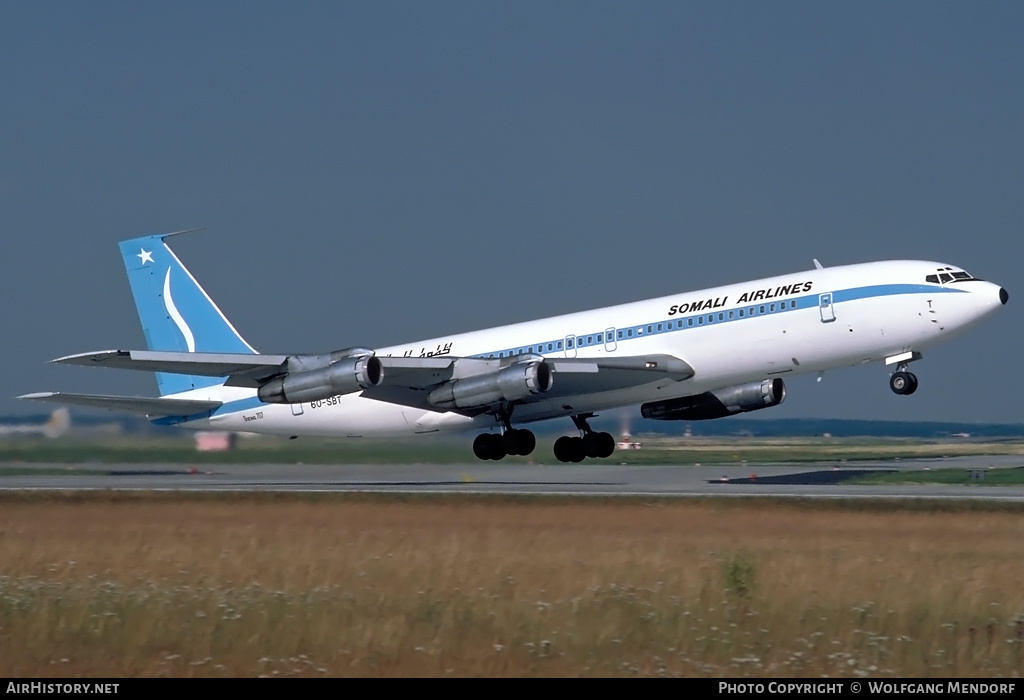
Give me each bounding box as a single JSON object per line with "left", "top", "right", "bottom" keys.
{"left": 687, "top": 318, "right": 693, "bottom": 327}
{"left": 627, "top": 329, "right": 633, "bottom": 337}
{"left": 769, "top": 303, "right": 775, "bottom": 312}
{"left": 728, "top": 311, "right": 734, "bottom": 319}
{"left": 547, "top": 343, "right": 553, "bottom": 351}
{"left": 637, "top": 327, "right": 643, "bottom": 335}
{"left": 790, "top": 300, "right": 797, "bottom": 309}
{"left": 657, "top": 323, "right": 663, "bottom": 331}
{"left": 647, "top": 325, "right": 653, "bottom": 333}
{"left": 676, "top": 320, "right": 683, "bottom": 328}
{"left": 759, "top": 305, "right": 765, "bottom": 314}
{"left": 707, "top": 314, "right": 713, "bottom": 323}
{"left": 567, "top": 338, "right": 573, "bottom": 348}
{"left": 718, "top": 313, "right": 724, "bottom": 321}
{"left": 557, "top": 341, "right": 563, "bottom": 349}
{"left": 698, "top": 316, "right": 704, "bottom": 325}
{"left": 739, "top": 309, "right": 745, "bottom": 317}
{"left": 617, "top": 330, "right": 623, "bottom": 339}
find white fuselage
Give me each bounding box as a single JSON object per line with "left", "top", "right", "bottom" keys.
{"left": 173, "top": 260, "right": 1005, "bottom": 437}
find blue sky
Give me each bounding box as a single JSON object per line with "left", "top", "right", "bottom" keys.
{"left": 2, "top": 2, "right": 1021, "bottom": 423}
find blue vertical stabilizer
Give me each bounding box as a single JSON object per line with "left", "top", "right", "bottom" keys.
{"left": 118, "top": 232, "right": 256, "bottom": 396}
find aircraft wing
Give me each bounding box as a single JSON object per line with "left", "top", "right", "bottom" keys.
{"left": 51, "top": 350, "right": 291, "bottom": 387}
{"left": 18, "top": 392, "right": 222, "bottom": 417}
{"left": 39, "top": 349, "right": 695, "bottom": 416}
{"left": 544, "top": 355, "right": 694, "bottom": 395}
{"left": 362, "top": 353, "right": 695, "bottom": 414}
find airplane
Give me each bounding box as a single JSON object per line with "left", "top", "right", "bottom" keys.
{"left": 19, "top": 231, "right": 1008, "bottom": 462}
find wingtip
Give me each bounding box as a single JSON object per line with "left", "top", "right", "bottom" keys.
{"left": 17, "top": 392, "right": 56, "bottom": 400}
{"left": 50, "top": 350, "right": 126, "bottom": 364}
{"left": 162, "top": 227, "right": 207, "bottom": 239}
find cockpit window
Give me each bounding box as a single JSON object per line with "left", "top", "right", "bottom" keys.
{"left": 928, "top": 268, "right": 979, "bottom": 284}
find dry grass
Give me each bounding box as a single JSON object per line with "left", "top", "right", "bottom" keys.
{"left": 1, "top": 493, "right": 1023, "bottom": 677}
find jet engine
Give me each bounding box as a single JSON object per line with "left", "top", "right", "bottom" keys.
{"left": 640, "top": 378, "right": 786, "bottom": 421}
{"left": 428, "top": 360, "right": 552, "bottom": 410}
{"left": 257, "top": 353, "right": 383, "bottom": 404}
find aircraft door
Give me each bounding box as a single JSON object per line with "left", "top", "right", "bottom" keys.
{"left": 563, "top": 335, "right": 577, "bottom": 358}
{"left": 604, "top": 327, "right": 618, "bottom": 352}
{"left": 819, "top": 293, "right": 836, "bottom": 323}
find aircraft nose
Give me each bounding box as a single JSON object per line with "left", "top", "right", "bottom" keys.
{"left": 978, "top": 282, "right": 1008, "bottom": 316}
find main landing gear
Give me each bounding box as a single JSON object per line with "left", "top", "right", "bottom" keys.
{"left": 553, "top": 413, "right": 616, "bottom": 463}
{"left": 473, "top": 405, "right": 536, "bottom": 460}
{"left": 470, "top": 410, "right": 616, "bottom": 462}
{"left": 472, "top": 429, "right": 536, "bottom": 460}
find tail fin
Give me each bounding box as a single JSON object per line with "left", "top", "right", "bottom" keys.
{"left": 118, "top": 232, "right": 256, "bottom": 396}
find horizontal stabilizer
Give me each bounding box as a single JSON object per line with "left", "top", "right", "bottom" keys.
{"left": 17, "top": 392, "right": 222, "bottom": 417}
{"left": 51, "top": 350, "right": 291, "bottom": 387}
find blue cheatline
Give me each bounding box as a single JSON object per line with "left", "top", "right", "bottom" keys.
{"left": 471, "top": 283, "right": 965, "bottom": 361}
{"left": 118, "top": 233, "right": 257, "bottom": 397}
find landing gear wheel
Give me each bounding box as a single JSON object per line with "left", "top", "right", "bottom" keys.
{"left": 596, "top": 431, "right": 616, "bottom": 458}
{"left": 473, "top": 433, "right": 507, "bottom": 460}
{"left": 503, "top": 430, "right": 523, "bottom": 456}
{"left": 553, "top": 436, "right": 586, "bottom": 463}
{"left": 568, "top": 437, "right": 586, "bottom": 463}
{"left": 519, "top": 429, "right": 536, "bottom": 456}
{"left": 579, "top": 431, "right": 616, "bottom": 459}
{"left": 503, "top": 429, "right": 536, "bottom": 456}
{"left": 473, "top": 433, "right": 492, "bottom": 460}
{"left": 553, "top": 436, "right": 573, "bottom": 463}
{"left": 890, "top": 371, "right": 918, "bottom": 396}
{"left": 488, "top": 434, "right": 507, "bottom": 460}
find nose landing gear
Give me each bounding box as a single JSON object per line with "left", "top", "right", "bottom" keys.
{"left": 885, "top": 351, "right": 922, "bottom": 396}
{"left": 889, "top": 371, "right": 918, "bottom": 395}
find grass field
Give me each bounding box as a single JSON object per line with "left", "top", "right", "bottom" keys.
{"left": 1, "top": 492, "right": 1023, "bottom": 677}
{"left": 851, "top": 467, "right": 1024, "bottom": 486}
{"left": 2, "top": 434, "right": 1023, "bottom": 465}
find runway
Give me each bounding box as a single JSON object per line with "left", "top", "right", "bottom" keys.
{"left": 2, "top": 454, "right": 1024, "bottom": 500}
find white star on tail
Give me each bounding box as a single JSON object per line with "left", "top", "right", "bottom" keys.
{"left": 138, "top": 249, "right": 154, "bottom": 264}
